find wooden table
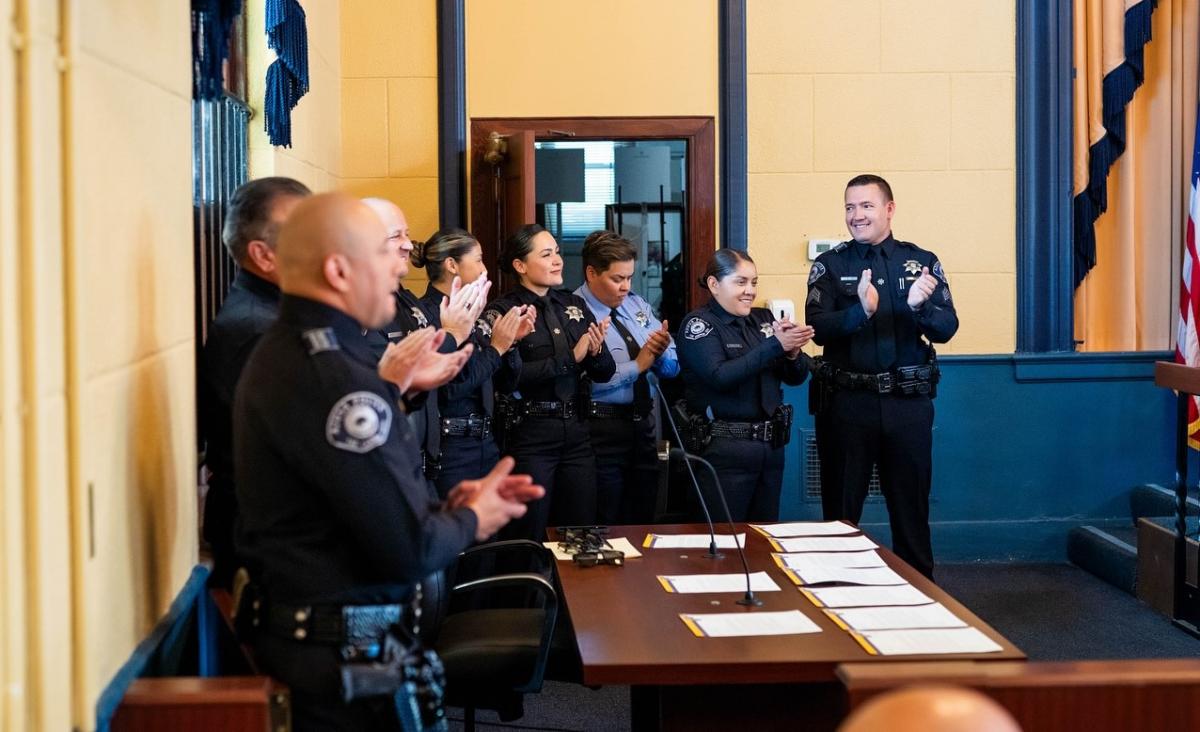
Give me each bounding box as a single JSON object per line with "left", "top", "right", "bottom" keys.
{"left": 550, "top": 524, "right": 1023, "bottom": 731}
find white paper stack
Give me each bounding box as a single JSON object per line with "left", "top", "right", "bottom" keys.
{"left": 825, "top": 603, "right": 967, "bottom": 631}
{"left": 680, "top": 610, "right": 821, "bottom": 637}
{"left": 851, "top": 627, "right": 1003, "bottom": 656}
{"left": 657, "top": 571, "right": 781, "bottom": 594}
{"left": 781, "top": 565, "right": 908, "bottom": 587}
{"left": 750, "top": 521, "right": 857, "bottom": 538}
{"left": 801, "top": 584, "right": 934, "bottom": 608}
{"left": 771, "top": 535, "right": 878, "bottom": 553}
{"left": 644, "top": 533, "right": 746, "bottom": 550}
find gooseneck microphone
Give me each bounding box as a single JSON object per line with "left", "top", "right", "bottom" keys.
{"left": 668, "top": 448, "right": 763, "bottom": 607}
{"left": 650, "top": 376, "right": 723, "bottom": 560}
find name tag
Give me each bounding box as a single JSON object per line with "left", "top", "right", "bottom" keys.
{"left": 726, "top": 343, "right": 743, "bottom": 349}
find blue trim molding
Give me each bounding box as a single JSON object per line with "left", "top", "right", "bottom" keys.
{"left": 718, "top": 0, "right": 747, "bottom": 251}
{"left": 1016, "top": 0, "right": 1075, "bottom": 352}
{"left": 436, "top": 0, "right": 467, "bottom": 229}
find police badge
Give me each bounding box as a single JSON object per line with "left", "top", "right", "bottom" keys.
{"left": 635, "top": 310, "right": 649, "bottom": 327}
{"left": 903, "top": 259, "right": 922, "bottom": 275}
{"left": 759, "top": 322, "right": 774, "bottom": 339}
{"left": 564, "top": 305, "right": 584, "bottom": 322}
{"left": 411, "top": 307, "right": 428, "bottom": 328}
{"left": 326, "top": 391, "right": 392, "bottom": 453}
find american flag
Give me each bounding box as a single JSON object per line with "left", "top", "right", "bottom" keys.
{"left": 1177, "top": 111, "right": 1200, "bottom": 449}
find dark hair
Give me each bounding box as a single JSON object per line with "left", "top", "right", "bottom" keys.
{"left": 500, "top": 224, "right": 549, "bottom": 276}
{"left": 411, "top": 227, "right": 480, "bottom": 282}
{"left": 581, "top": 230, "right": 636, "bottom": 273}
{"left": 699, "top": 249, "right": 755, "bottom": 288}
{"left": 845, "top": 174, "right": 893, "bottom": 203}
{"left": 222, "top": 177, "right": 312, "bottom": 264}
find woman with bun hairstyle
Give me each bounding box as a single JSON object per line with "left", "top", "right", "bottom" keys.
{"left": 412, "top": 228, "right": 537, "bottom": 496}
{"left": 675, "top": 249, "right": 812, "bottom": 522}
{"left": 484, "top": 224, "right": 616, "bottom": 541}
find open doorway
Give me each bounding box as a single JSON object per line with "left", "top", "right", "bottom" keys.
{"left": 468, "top": 117, "right": 715, "bottom": 320}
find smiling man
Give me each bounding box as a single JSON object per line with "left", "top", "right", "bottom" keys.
{"left": 805, "top": 174, "right": 958, "bottom": 581}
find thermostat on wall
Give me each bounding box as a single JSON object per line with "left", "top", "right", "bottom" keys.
{"left": 808, "top": 238, "right": 842, "bottom": 261}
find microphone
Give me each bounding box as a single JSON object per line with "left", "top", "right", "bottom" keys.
{"left": 649, "top": 376, "right": 723, "bottom": 560}
{"left": 668, "top": 447, "right": 763, "bottom": 607}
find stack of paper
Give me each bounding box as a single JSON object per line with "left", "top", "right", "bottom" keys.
{"left": 750, "top": 521, "right": 857, "bottom": 538}
{"left": 770, "top": 535, "right": 878, "bottom": 553}
{"left": 781, "top": 565, "right": 907, "bottom": 587}
{"left": 657, "top": 571, "right": 781, "bottom": 594}
{"left": 801, "top": 584, "right": 934, "bottom": 608}
{"left": 680, "top": 610, "right": 821, "bottom": 637}
{"left": 773, "top": 551, "right": 886, "bottom": 570}
{"left": 824, "top": 603, "right": 967, "bottom": 631}
{"left": 643, "top": 533, "right": 746, "bottom": 550}
{"left": 850, "top": 627, "right": 1003, "bottom": 656}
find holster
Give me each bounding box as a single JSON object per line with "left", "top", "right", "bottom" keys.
{"left": 339, "top": 631, "right": 448, "bottom": 731}
{"left": 770, "top": 404, "right": 794, "bottom": 449}
{"left": 808, "top": 358, "right": 836, "bottom": 415}
{"left": 672, "top": 401, "right": 711, "bottom": 454}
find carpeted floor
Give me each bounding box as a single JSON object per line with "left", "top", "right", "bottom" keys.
{"left": 445, "top": 563, "right": 1200, "bottom": 731}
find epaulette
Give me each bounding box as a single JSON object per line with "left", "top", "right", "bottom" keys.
{"left": 300, "top": 327, "right": 340, "bottom": 355}
{"left": 833, "top": 242, "right": 849, "bottom": 252}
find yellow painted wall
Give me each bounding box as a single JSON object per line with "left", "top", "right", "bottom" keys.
{"left": 747, "top": 0, "right": 1017, "bottom": 354}
{"left": 249, "top": 0, "right": 342, "bottom": 190}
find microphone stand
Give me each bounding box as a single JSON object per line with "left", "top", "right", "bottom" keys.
{"left": 651, "top": 377, "right": 723, "bottom": 559}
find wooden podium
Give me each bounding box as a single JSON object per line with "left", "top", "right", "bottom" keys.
{"left": 1153, "top": 362, "right": 1200, "bottom": 636}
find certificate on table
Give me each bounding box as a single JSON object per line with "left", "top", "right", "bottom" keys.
{"left": 849, "top": 627, "right": 1004, "bottom": 656}
{"left": 824, "top": 603, "right": 967, "bottom": 631}
{"left": 643, "top": 533, "right": 746, "bottom": 550}
{"left": 801, "top": 584, "right": 934, "bottom": 608}
{"left": 780, "top": 565, "right": 908, "bottom": 587}
{"left": 680, "top": 610, "right": 822, "bottom": 638}
{"left": 750, "top": 521, "right": 857, "bottom": 538}
{"left": 769, "top": 535, "right": 878, "bottom": 553}
{"left": 772, "top": 551, "right": 886, "bottom": 571}
{"left": 657, "top": 571, "right": 782, "bottom": 594}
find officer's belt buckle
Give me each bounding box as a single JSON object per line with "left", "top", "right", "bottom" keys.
{"left": 874, "top": 372, "right": 894, "bottom": 393}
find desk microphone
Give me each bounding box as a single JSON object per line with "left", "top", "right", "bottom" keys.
{"left": 650, "top": 377, "right": 723, "bottom": 560}
{"left": 668, "top": 448, "right": 763, "bottom": 607}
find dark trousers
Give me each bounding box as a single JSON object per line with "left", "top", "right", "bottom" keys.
{"left": 203, "top": 476, "right": 238, "bottom": 589}
{"left": 432, "top": 434, "right": 501, "bottom": 499}
{"left": 588, "top": 413, "right": 659, "bottom": 525}
{"left": 817, "top": 390, "right": 935, "bottom": 579}
{"left": 697, "top": 436, "right": 785, "bottom": 523}
{"left": 501, "top": 415, "right": 598, "bottom": 541}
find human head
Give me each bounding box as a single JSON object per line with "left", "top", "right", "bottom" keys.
{"left": 361, "top": 197, "right": 412, "bottom": 282}
{"left": 222, "top": 176, "right": 312, "bottom": 282}
{"left": 582, "top": 230, "right": 638, "bottom": 309}
{"left": 701, "top": 249, "right": 757, "bottom": 317}
{"left": 501, "top": 224, "right": 563, "bottom": 293}
{"left": 844, "top": 174, "right": 895, "bottom": 246}
{"left": 412, "top": 228, "right": 486, "bottom": 287}
{"left": 838, "top": 686, "right": 1021, "bottom": 732}
{"left": 275, "top": 192, "right": 400, "bottom": 329}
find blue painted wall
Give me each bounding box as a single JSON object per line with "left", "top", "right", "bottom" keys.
{"left": 776, "top": 352, "right": 1186, "bottom": 562}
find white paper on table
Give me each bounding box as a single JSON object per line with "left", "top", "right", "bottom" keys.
{"left": 781, "top": 565, "right": 907, "bottom": 587}
{"left": 773, "top": 551, "right": 886, "bottom": 571}
{"left": 826, "top": 603, "right": 967, "bottom": 631}
{"left": 801, "top": 584, "right": 934, "bottom": 608}
{"left": 658, "top": 571, "right": 781, "bottom": 594}
{"left": 680, "top": 609, "right": 822, "bottom": 638}
{"left": 771, "top": 535, "right": 878, "bottom": 553}
{"left": 852, "top": 627, "right": 1003, "bottom": 656}
{"left": 750, "top": 521, "right": 858, "bottom": 538}
{"left": 543, "top": 536, "right": 643, "bottom": 561}
{"left": 643, "top": 533, "right": 746, "bottom": 550}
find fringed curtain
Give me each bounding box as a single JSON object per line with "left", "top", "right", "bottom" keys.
{"left": 264, "top": 0, "right": 309, "bottom": 147}
{"left": 1073, "top": 0, "right": 1199, "bottom": 351}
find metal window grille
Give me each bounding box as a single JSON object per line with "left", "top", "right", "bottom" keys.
{"left": 800, "top": 429, "right": 883, "bottom": 501}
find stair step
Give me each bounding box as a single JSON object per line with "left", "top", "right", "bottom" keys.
{"left": 1129, "top": 483, "right": 1200, "bottom": 526}
{"left": 1067, "top": 525, "right": 1138, "bottom": 595}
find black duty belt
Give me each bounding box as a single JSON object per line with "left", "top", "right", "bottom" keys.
{"left": 828, "top": 364, "right": 937, "bottom": 395}
{"left": 440, "top": 414, "right": 492, "bottom": 438}
{"left": 710, "top": 419, "right": 779, "bottom": 443}
{"left": 521, "top": 399, "right": 578, "bottom": 419}
{"left": 263, "top": 601, "right": 402, "bottom": 647}
{"left": 587, "top": 400, "right": 645, "bottom": 420}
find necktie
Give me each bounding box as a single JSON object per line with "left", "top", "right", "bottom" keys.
{"left": 871, "top": 248, "right": 897, "bottom": 371}
{"left": 742, "top": 317, "right": 778, "bottom": 416}
{"left": 610, "top": 308, "right": 651, "bottom": 412}
{"left": 540, "top": 297, "right": 575, "bottom": 401}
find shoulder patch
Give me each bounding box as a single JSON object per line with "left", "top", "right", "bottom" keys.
{"left": 807, "top": 288, "right": 821, "bottom": 305}
{"left": 326, "top": 391, "right": 392, "bottom": 454}
{"left": 932, "top": 261, "right": 946, "bottom": 282}
{"left": 807, "top": 262, "right": 826, "bottom": 286}
{"left": 301, "top": 328, "right": 340, "bottom": 355}
{"left": 683, "top": 316, "right": 713, "bottom": 341}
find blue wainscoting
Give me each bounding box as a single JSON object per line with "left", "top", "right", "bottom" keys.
{"left": 777, "top": 351, "right": 1190, "bottom": 562}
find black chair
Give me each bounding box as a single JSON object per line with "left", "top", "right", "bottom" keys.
{"left": 428, "top": 540, "right": 559, "bottom": 730}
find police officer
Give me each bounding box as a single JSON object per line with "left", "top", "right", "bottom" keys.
{"left": 199, "top": 176, "right": 310, "bottom": 588}
{"left": 234, "top": 192, "right": 542, "bottom": 730}
{"left": 676, "top": 250, "right": 812, "bottom": 522}
{"left": 361, "top": 198, "right": 488, "bottom": 486}
{"left": 413, "top": 228, "right": 537, "bottom": 496}
{"left": 806, "top": 174, "right": 958, "bottom": 580}
{"left": 485, "top": 224, "right": 616, "bottom": 542}
{"left": 574, "top": 230, "right": 678, "bottom": 524}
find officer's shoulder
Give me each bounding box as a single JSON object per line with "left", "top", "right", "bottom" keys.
{"left": 894, "top": 239, "right": 934, "bottom": 257}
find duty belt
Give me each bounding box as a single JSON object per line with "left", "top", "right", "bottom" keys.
{"left": 828, "top": 364, "right": 937, "bottom": 395}
{"left": 710, "top": 419, "right": 779, "bottom": 443}
{"left": 262, "top": 601, "right": 402, "bottom": 650}
{"left": 587, "top": 400, "right": 645, "bottom": 420}
{"left": 440, "top": 414, "right": 492, "bottom": 438}
{"left": 521, "top": 399, "right": 578, "bottom": 419}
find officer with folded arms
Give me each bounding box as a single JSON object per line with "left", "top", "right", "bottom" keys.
{"left": 233, "top": 192, "right": 543, "bottom": 729}
{"left": 806, "top": 174, "right": 958, "bottom": 580}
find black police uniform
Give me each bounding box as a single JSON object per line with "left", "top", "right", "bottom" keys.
{"left": 235, "top": 295, "right": 478, "bottom": 730}
{"left": 676, "top": 300, "right": 809, "bottom": 522}
{"left": 365, "top": 288, "right": 458, "bottom": 487}
{"left": 805, "top": 234, "right": 958, "bottom": 580}
{"left": 484, "top": 285, "right": 616, "bottom": 541}
{"left": 418, "top": 284, "right": 522, "bottom": 497}
{"left": 198, "top": 269, "right": 280, "bottom": 588}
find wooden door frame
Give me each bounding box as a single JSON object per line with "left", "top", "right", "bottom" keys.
{"left": 468, "top": 116, "right": 716, "bottom": 310}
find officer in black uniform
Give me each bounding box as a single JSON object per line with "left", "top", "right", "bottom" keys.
{"left": 806, "top": 174, "right": 958, "bottom": 580}
{"left": 676, "top": 249, "right": 812, "bottom": 522}
{"left": 199, "top": 176, "right": 310, "bottom": 588}
{"left": 485, "top": 224, "right": 616, "bottom": 542}
{"left": 235, "top": 193, "right": 542, "bottom": 730}
{"left": 414, "top": 228, "right": 537, "bottom": 496}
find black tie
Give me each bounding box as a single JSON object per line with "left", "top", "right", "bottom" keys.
{"left": 610, "top": 308, "right": 651, "bottom": 412}
{"left": 540, "top": 297, "right": 575, "bottom": 401}
{"left": 870, "top": 248, "right": 897, "bottom": 371}
{"left": 742, "top": 317, "right": 778, "bottom": 416}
